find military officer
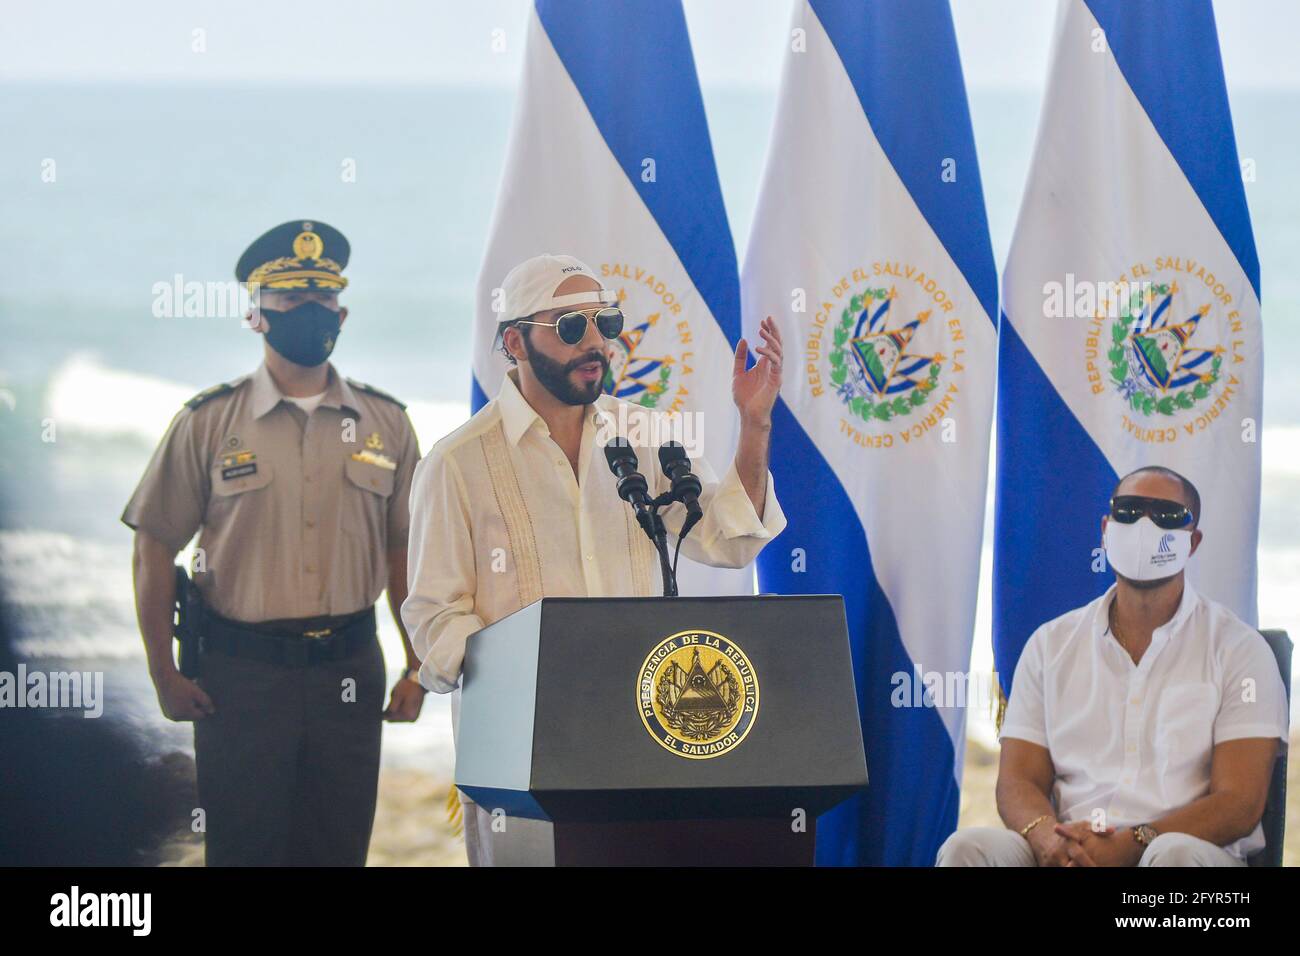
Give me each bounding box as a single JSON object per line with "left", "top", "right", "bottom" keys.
{"left": 124, "top": 220, "right": 425, "bottom": 866}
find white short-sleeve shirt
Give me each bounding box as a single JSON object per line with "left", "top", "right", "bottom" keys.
{"left": 1000, "top": 582, "right": 1289, "bottom": 859}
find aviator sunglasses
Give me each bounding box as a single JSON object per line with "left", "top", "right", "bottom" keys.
{"left": 515, "top": 307, "right": 625, "bottom": 346}
{"left": 1108, "top": 494, "right": 1194, "bottom": 530}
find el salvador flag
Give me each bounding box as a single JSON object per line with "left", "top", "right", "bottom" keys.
{"left": 474, "top": 0, "right": 754, "bottom": 596}
{"left": 994, "top": 0, "right": 1261, "bottom": 695}
{"left": 742, "top": 0, "right": 997, "bottom": 865}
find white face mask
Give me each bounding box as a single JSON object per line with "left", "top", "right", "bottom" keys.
{"left": 1104, "top": 516, "right": 1192, "bottom": 582}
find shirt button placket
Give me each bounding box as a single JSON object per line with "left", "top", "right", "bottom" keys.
{"left": 576, "top": 496, "right": 601, "bottom": 593}
{"left": 1120, "top": 671, "right": 1145, "bottom": 791}
{"left": 302, "top": 415, "right": 321, "bottom": 611}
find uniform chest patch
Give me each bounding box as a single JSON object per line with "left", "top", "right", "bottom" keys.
{"left": 350, "top": 450, "right": 396, "bottom": 471}
{"left": 220, "top": 449, "right": 257, "bottom": 480}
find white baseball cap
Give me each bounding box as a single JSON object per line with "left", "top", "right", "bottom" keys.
{"left": 495, "top": 253, "right": 616, "bottom": 333}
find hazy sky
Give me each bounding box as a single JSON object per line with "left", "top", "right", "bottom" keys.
{"left": 2, "top": 0, "right": 1296, "bottom": 89}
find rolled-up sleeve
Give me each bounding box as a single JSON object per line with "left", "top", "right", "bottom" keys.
{"left": 660, "top": 455, "right": 786, "bottom": 570}
{"left": 400, "top": 447, "right": 485, "bottom": 694}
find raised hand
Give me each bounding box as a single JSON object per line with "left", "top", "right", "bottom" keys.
{"left": 732, "top": 315, "right": 783, "bottom": 427}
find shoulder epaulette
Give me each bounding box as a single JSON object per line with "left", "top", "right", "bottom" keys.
{"left": 347, "top": 378, "right": 406, "bottom": 410}
{"left": 184, "top": 382, "right": 235, "bottom": 410}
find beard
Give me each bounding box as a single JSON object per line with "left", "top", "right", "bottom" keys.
{"left": 524, "top": 339, "right": 609, "bottom": 406}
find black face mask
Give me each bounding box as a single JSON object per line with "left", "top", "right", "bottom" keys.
{"left": 261, "top": 301, "right": 342, "bottom": 367}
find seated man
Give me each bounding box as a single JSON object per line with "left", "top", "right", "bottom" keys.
{"left": 938, "top": 465, "right": 1288, "bottom": 867}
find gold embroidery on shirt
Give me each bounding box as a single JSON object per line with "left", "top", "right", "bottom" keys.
{"left": 480, "top": 422, "right": 543, "bottom": 608}
{"left": 625, "top": 504, "right": 656, "bottom": 596}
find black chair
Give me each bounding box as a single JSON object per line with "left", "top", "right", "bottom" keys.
{"left": 1248, "top": 630, "right": 1292, "bottom": 867}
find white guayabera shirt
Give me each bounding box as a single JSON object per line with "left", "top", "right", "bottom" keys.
{"left": 1000, "top": 582, "right": 1289, "bottom": 859}
{"left": 401, "top": 370, "right": 786, "bottom": 696}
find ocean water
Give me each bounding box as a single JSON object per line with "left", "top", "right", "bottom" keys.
{"left": 0, "top": 84, "right": 1296, "bottom": 774}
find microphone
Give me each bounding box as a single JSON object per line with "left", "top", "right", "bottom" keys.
{"left": 603, "top": 439, "right": 652, "bottom": 510}
{"left": 658, "top": 441, "right": 703, "bottom": 519}
{"left": 604, "top": 438, "right": 680, "bottom": 598}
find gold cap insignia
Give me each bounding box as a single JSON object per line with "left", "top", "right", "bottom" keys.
{"left": 292, "top": 230, "right": 325, "bottom": 260}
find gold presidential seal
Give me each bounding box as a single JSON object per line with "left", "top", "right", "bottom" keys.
{"left": 637, "top": 630, "right": 758, "bottom": 759}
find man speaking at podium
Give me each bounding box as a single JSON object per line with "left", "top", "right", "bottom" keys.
{"left": 402, "top": 254, "right": 787, "bottom": 864}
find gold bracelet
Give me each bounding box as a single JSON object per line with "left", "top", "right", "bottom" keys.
{"left": 1019, "top": 814, "right": 1051, "bottom": 838}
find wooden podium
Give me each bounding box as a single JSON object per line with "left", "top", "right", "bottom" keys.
{"left": 454, "top": 594, "right": 867, "bottom": 866}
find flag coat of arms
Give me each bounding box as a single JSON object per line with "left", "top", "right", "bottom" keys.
{"left": 742, "top": 0, "right": 997, "bottom": 866}
{"left": 994, "top": 0, "right": 1261, "bottom": 692}
{"left": 473, "top": 0, "right": 753, "bottom": 595}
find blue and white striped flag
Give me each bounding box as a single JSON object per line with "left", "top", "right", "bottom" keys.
{"left": 994, "top": 1, "right": 1260, "bottom": 691}
{"left": 473, "top": 0, "right": 753, "bottom": 596}
{"left": 742, "top": 0, "right": 997, "bottom": 865}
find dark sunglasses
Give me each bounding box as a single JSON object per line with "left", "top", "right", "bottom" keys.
{"left": 1109, "top": 495, "right": 1194, "bottom": 530}
{"left": 516, "top": 307, "right": 625, "bottom": 346}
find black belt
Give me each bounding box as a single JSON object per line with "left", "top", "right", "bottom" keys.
{"left": 198, "top": 606, "right": 377, "bottom": 668}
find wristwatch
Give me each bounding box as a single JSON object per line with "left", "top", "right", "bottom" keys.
{"left": 401, "top": 665, "right": 427, "bottom": 691}
{"left": 1131, "top": 823, "right": 1159, "bottom": 846}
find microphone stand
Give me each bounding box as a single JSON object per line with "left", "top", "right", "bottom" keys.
{"left": 637, "top": 490, "right": 704, "bottom": 598}
{"left": 645, "top": 505, "right": 677, "bottom": 598}
{"left": 605, "top": 442, "right": 702, "bottom": 598}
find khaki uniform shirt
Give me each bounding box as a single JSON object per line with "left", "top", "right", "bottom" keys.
{"left": 122, "top": 362, "right": 419, "bottom": 623}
